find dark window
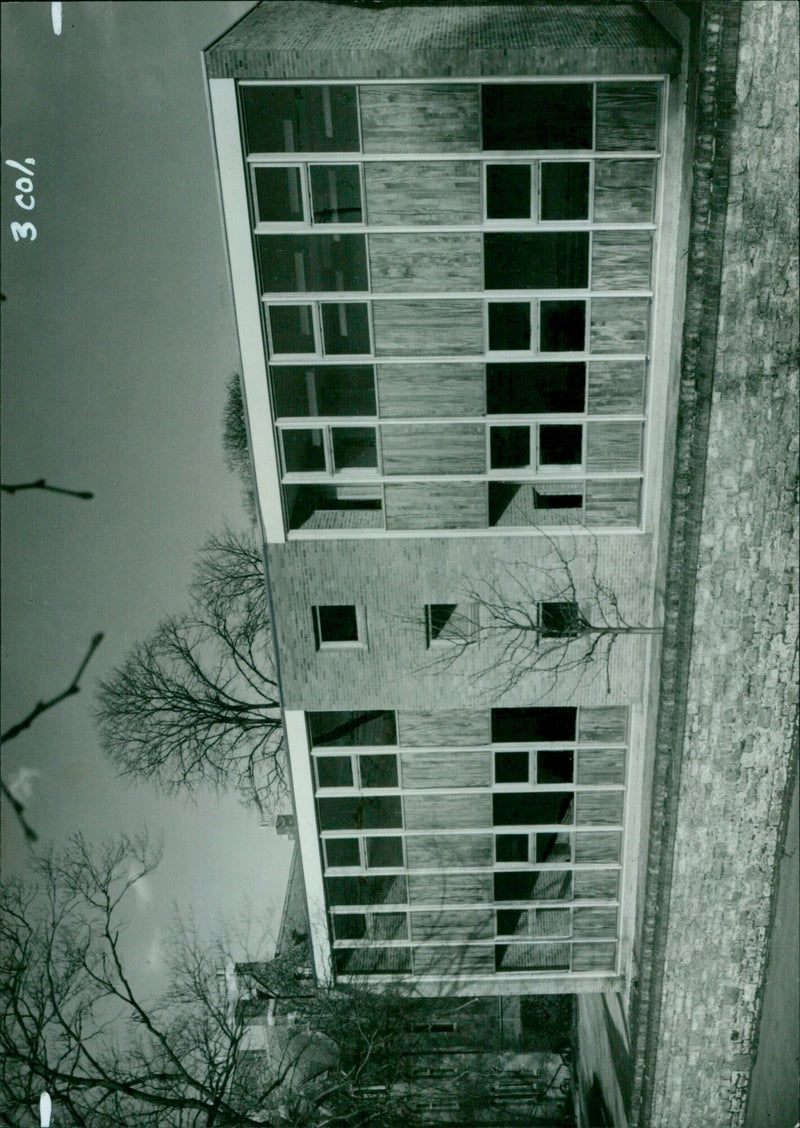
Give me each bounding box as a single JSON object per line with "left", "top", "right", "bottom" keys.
{"left": 256, "top": 234, "right": 368, "bottom": 292}
{"left": 537, "top": 751, "right": 574, "bottom": 785}
{"left": 486, "top": 164, "right": 531, "bottom": 218}
{"left": 490, "top": 426, "right": 530, "bottom": 469}
{"left": 241, "top": 85, "right": 359, "bottom": 154}
{"left": 496, "top": 908, "right": 528, "bottom": 935}
{"left": 282, "top": 428, "right": 326, "bottom": 473}
{"left": 325, "top": 838, "right": 360, "bottom": 867}
{"left": 334, "top": 947, "right": 411, "bottom": 975}
{"left": 332, "top": 913, "right": 366, "bottom": 940}
{"left": 308, "top": 711, "right": 397, "bottom": 747}
{"left": 539, "top": 301, "right": 586, "bottom": 353}
{"left": 493, "top": 792, "right": 574, "bottom": 826}
{"left": 321, "top": 303, "right": 371, "bottom": 355}
{"left": 495, "top": 943, "right": 570, "bottom": 971}
{"left": 325, "top": 873, "right": 407, "bottom": 906}
{"left": 495, "top": 871, "right": 573, "bottom": 902}
{"left": 359, "top": 754, "right": 398, "bottom": 789}
{"left": 540, "top": 162, "right": 590, "bottom": 220}
{"left": 539, "top": 424, "right": 583, "bottom": 466}
{"left": 254, "top": 166, "right": 304, "bottom": 223}
{"left": 315, "top": 605, "right": 359, "bottom": 645}
{"left": 366, "top": 836, "right": 404, "bottom": 868}
{"left": 287, "top": 484, "right": 383, "bottom": 531}
{"left": 496, "top": 834, "right": 529, "bottom": 863}
{"left": 488, "top": 303, "right": 530, "bottom": 351}
{"left": 492, "top": 708, "right": 576, "bottom": 743}
{"left": 331, "top": 427, "right": 378, "bottom": 471}
{"left": 484, "top": 233, "right": 589, "bottom": 289}
{"left": 487, "top": 363, "right": 586, "bottom": 414}
{"left": 481, "top": 84, "right": 593, "bottom": 151}
{"left": 268, "top": 305, "right": 316, "bottom": 355}
{"left": 310, "top": 164, "right": 362, "bottom": 223}
{"left": 271, "top": 365, "right": 376, "bottom": 418}
{"left": 316, "top": 756, "right": 354, "bottom": 788}
{"left": 426, "top": 604, "right": 468, "bottom": 646}
{"left": 536, "top": 832, "right": 572, "bottom": 863}
{"left": 495, "top": 752, "right": 529, "bottom": 784}
{"left": 539, "top": 602, "right": 581, "bottom": 638}
{"left": 534, "top": 487, "right": 583, "bottom": 509}
{"left": 318, "top": 795, "right": 403, "bottom": 831}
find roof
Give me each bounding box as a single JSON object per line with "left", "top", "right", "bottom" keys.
{"left": 275, "top": 842, "right": 310, "bottom": 957}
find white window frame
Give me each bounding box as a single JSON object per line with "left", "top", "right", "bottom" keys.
{"left": 313, "top": 750, "right": 400, "bottom": 791}
{"left": 537, "top": 158, "right": 593, "bottom": 224}
{"left": 493, "top": 749, "right": 577, "bottom": 790}
{"left": 266, "top": 302, "right": 321, "bottom": 359}
{"left": 487, "top": 422, "right": 586, "bottom": 475}
{"left": 323, "top": 834, "right": 406, "bottom": 873}
{"left": 485, "top": 297, "right": 589, "bottom": 357}
{"left": 279, "top": 423, "right": 380, "bottom": 479}
{"left": 308, "top": 162, "right": 365, "bottom": 228}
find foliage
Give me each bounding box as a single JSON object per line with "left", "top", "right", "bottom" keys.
{"left": 222, "top": 374, "right": 258, "bottom": 527}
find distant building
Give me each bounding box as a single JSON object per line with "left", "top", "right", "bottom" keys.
{"left": 205, "top": 1, "right": 689, "bottom": 998}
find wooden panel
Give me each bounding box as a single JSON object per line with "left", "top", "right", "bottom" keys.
{"left": 573, "top": 870, "right": 620, "bottom": 900}
{"left": 401, "top": 751, "right": 491, "bottom": 789}
{"left": 411, "top": 909, "right": 493, "bottom": 942}
{"left": 399, "top": 710, "right": 490, "bottom": 746}
{"left": 591, "top": 232, "right": 653, "bottom": 290}
{"left": 385, "top": 482, "right": 487, "bottom": 530}
{"left": 373, "top": 299, "right": 484, "bottom": 356}
{"left": 590, "top": 297, "right": 650, "bottom": 353}
{"left": 365, "top": 162, "right": 482, "bottom": 225}
{"left": 576, "top": 749, "right": 626, "bottom": 786}
{"left": 587, "top": 361, "right": 646, "bottom": 415}
{"left": 573, "top": 907, "right": 619, "bottom": 939}
{"left": 571, "top": 942, "right": 617, "bottom": 972}
{"left": 408, "top": 871, "right": 493, "bottom": 906}
{"left": 405, "top": 793, "right": 492, "bottom": 831}
{"left": 360, "top": 85, "right": 480, "bottom": 153}
{"left": 593, "top": 159, "right": 656, "bottom": 222}
{"left": 585, "top": 479, "right": 641, "bottom": 527}
{"left": 578, "top": 707, "right": 628, "bottom": 743}
{"left": 413, "top": 944, "right": 494, "bottom": 975}
{"left": 586, "top": 421, "right": 642, "bottom": 472}
{"left": 406, "top": 834, "right": 492, "bottom": 870}
{"left": 574, "top": 832, "right": 621, "bottom": 864}
{"left": 534, "top": 908, "right": 572, "bottom": 938}
{"left": 576, "top": 791, "right": 624, "bottom": 827}
{"left": 381, "top": 423, "right": 485, "bottom": 475}
{"left": 378, "top": 363, "right": 485, "bottom": 418}
{"left": 369, "top": 233, "right": 483, "bottom": 293}
{"left": 595, "top": 83, "right": 660, "bottom": 151}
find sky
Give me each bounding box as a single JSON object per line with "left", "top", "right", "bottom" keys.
{"left": 0, "top": 1, "right": 294, "bottom": 986}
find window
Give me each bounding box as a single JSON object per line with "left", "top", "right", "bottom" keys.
{"left": 256, "top": 234, "right": 368, "bottom": 293}
{"left": 494, "top": 871, "right": 573, "bottom": 902}
{"left": 539, "top": 301, "right": 586, "bottom": 352}
{"left": 536, "top": 831, "right": 572, "bottom": 863}
{"left": 486, "top": 164, "right": 531, "bottom": 219}
{"left": 495, "top": 752, "right": 529, "bottom": 784}
{"left": 540, "top": 162, "right": 590, "bottom": 220}
{"left": 332, "top": 913, "right": 367, "bottom": 940}
{"left": 486, "top": 363, "right": 586, "bottom": 413}
{"left": 497, "top": 908, "right": 528, "bottom": 936}
{"left": 313, "top": 604, "right": 362, "bottom": 648}
{"left": 333, "top": 912, "right": 408, "bottom": 941}
{"left": 484, "top": 232, "right": 589, "bottom": 290}
{"left": 489, "top": 425, "right": 584, "bottom": 472}
{"left": 481, "top": 84, "right": 593, "bottom": 151}
{"left": 496, "top": 834, "right": 529, "bottom": 863}
{"left": 334, "top": 947, "right": 412, "bottom": 975}
{"left": 280, "top": 426, "right": 379, "bottom": 477}
{"left": 271, "top": 365, "right": 376, "bottom": 418}
{"left": 490, "top": 426, "right": 531, "bottom": 469}
{"left": 488, "top": 302, "right": 530, "bottom": 351}
{"left": 537, "top": 751, "right": 574, "bottom": 785}
{"left": 489, "top": 482, "right": 584, "bottom": 527}
{"left": 493, "top": 792, "right": 574, "bottom": 826}
{"left": 366, "top": 836, "right": 404, "bottom": 868}
{"left": 533, "top": 486, "right": 583, "bottom": 510}
{"left": 538, "top": 601, "right": 581, "bottom": 638}
{"left": 309, "top": 711, "right": 397, "bottom": 747}
{"left": 241, "top": 85, "right": 360, "bottom": 154}
{"left": 325, "top": 838, "right": 360, "bottom": 868}
{"left": 253, "top": 166, "right": 305, "bottom": 224}
{"left": 316, "top": 756, "right": 354, "bottom": 788}
{"left": 325, "top": 873, "right": 408, "bottom": 906}
{"left": 310, "top": 164, "right": 363, "bottom": 223}
{"left": 494, "top": 943, "right": 570, "bottom": 971}
{"left": 283, "top": 428, "right": 326, "bottom": 473}
{"left": 492, "top": 708, "right": 576, "bottom": 743}
{"left": 331, "top": 427, "right": 378, "bottom": 472}
{"left": 425, "top": 604, "right": 475, "bottom": 647}
{"left": 359, "top": 754, "right": 398, "bottom": 789}
{"left": 268, "top": 305, "right": 316, "bottom": 356}
{"left": 487, "top": 304, "right": 586, "bottom": 357}
{"left": 539, "top": 425, "right": 583, "bottom": 468}
{"left": 318, "top": 795, "right": 403, "bottom": 831}
{"left": 320, "top": 302, "right": 371, "bottom": 355}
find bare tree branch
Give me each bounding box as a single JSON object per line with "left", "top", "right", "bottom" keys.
{"left": 1, "top": 479, "right": 94, "bottom": 500}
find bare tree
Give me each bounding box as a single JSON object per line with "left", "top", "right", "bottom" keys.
{"left": 422, "top": 530, "right": 661, "bottom": 699}
{"left": 95, "top": 531, "right": 284, "bottom": 817}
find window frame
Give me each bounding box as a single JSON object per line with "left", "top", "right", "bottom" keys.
{"left": 313, "top": 750, "right": 400, "bottom": 791}
{"left": 312, "top": 603, "right": 367, "bottom": 650}
{"left": 322, "top": 834, "right": 406, "bottom": 873}
{"left": 488, "top": 423, "right": 586, "bottom": 474}
{"left": 485, "top": 299, "right": 588, "bottom": 358}
{"left": 251, "top": 163, "right": 309, "bottom": 230}
{"left": 279, "top": 423, "right": 381, "bottom": 480}
{"left": 424, "top": 602, "right": 478, "bottom": 648}
{"left": 483, "top": 159, "right": 593, "bottom": 226}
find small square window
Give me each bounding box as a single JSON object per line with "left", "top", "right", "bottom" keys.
{"left": 314, "top": 605, "right": 360, "bottom": 646}
{"left": 325, "top": 837, "right": 360, "bottom": 868}
{"left": 540, "top": 162, "right": 590, "bottom": 221}
{"left": 539, "top": 301, "right": 586, "bottom": 353}
{"left": 316, "top": 756, "right": 354, "bottom": 788}
{"left": 496, "top": 834, "right": 529, "bottom": 863}
{"left": 321, "top": 303, "right": 371, "bottom": 356}
{"left": 539, "top": 602, "right": 581, "bottom": 638}
{"left": 310, "top": 165, "right": 363, "bottom": 224}
{"left": 536, "top": 832, "right": 572, "bottom": 864}
{"left": 486, "top": 164, "right": 531, "bottom": 219}
{"left": 488, "top": 303, "right": 531, "bottom": 351}
{"left": 495, "top": 752, "right": 529, "bottom": 784}
{"left": 490, "top": 426, "right": 531, "bottom": 469}
{"left": 539, "top": 425, "right": 583, "bottom": 467}
{"left": 366, "top": 836, "right": 404, "bottom": 868}
{"left": 359, "top": 754, "right": 398, "bottom": 789}
{"left": 254, "top": 166, "right": 305, "bottom": 224}
{"left": 269, "top": 305, "right": 316, "bottom": 355}
{"left": 331, "top": 427, "right": 378, "bottom": 472}
{"left": 537, "top": 751, "right": 574, "bottom": 785}
{"left": 425, "top": 604, "right": 474, "bottom": 647}
{"left": 496, "top": 908, "right": 528, "bottom": 936}
{"left": 283, "top": 428, "right": 326, "bottom": 473}
{"left": 332, "top": 913, "right": 367, "bottom": 940}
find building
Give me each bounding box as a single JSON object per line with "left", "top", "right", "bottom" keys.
{"left": 204, "top": 0, "right": 690, "bottom": 1005}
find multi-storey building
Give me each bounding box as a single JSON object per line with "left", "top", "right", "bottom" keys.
{"left": 204, "top": 1, "right": 690, "bottom": 1000}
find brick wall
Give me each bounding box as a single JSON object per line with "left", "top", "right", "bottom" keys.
{"left": 631, "top": 3, "right": 799, "bottom": 1124}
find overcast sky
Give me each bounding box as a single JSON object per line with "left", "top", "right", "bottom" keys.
{"left": 1, "top": 1, "right": 293, "bottom": 986}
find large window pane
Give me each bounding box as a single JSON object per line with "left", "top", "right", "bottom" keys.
{"left": 282, "top": 428, "right": 326, "bottom": 473}
{"left": 241, "top": 85, "right": 359, "bottom": 153}
{"left": 321, "top": 303, "right": 371, "bottom": 355}
{"left": 310, "top": 165, "right": 362, "bottom": 224}
{"left": 268, "top": 305, "right": 315, "bottom": 355}
{"left": 488, "top": 303, "right": 530, "bottom": 351}
{"left": 484, "top": 233, "right": 589, "bottom": 289}
{"left": 486, "top": 164, "right": 531, "bottom": 219}
{"left": 318, "top": 796, "right": 403, "bottom": 831}
{"left": 271, "top": 365, "right": 376, "bottom": 417}
{"left": 309, "top": 711, "right": 398, "bottom": 747}
{"left": 487, "top": 363, "right": 586, "bottom": 414}
{"left": 254, "top": 167, "right": 304, "bottom": 223}
{"left": 257, "top": 234, "right": 368, "bottom": 292}
{"left": 540, "top": 162, "right": 590, "bottom": 220}
{"left": 492, "top": 708, "right": 577, "bottom": 743}
{"left": 493, "top": 792, "right": 574, "bottom": 827}
{"left": 482, "top": 85, "right": 593, "bottom": 151}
